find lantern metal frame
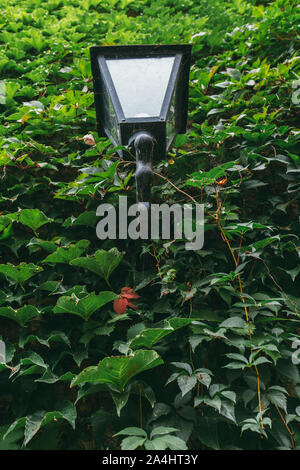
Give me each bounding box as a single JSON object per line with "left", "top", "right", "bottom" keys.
{"left": 90, "top": 44, "right": 192, "bottom": 160}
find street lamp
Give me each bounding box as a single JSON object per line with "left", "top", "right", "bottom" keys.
{"left": 90, "top": 44, "right": 192, "bottom": 206}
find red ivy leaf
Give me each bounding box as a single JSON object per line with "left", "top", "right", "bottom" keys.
{"left": 121, "top": 286, "right": 140, "bottom": 300}
{"left": 113, "top": 287, "right": 140, "bottom": 314}
{"left": 113, "top": 297, "right": 128, "bottom": 315}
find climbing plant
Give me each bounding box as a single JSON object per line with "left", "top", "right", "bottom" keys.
{"left": 0, "top": 0, "right": 299, "bottom": 450}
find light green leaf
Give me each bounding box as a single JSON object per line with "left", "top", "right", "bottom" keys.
{"left": 267, "top": 390, "right": 287, "bottom": 413}
{"left": 185, "top": 162, "right": 236, "bottom": 189}
{"left": 145, "top": 438, "right": 167, "bottom": 450}
{"left": 63, "top": 211, "right": 98, "bottom": 228}
{"left": 204, "top": 396, "right": 222, "bottom": 412}
{"left": 24, "top": 401, "right": 76, "bottom": 446}
{"left": 19, "top": 209, "right": 52, "bottom": 232}
{"left": 19, "top": 331, "right": 70, "bottom": 348}
{"left": 3, "top": 400, "right": 76, "bottom": 447}
{"left": 54, "top": 291, "right": 117, "bottom": 320}
{"left": 120, "top": 436, "right": 146, "bottom": 450}
{"left": 252, "top": 357, "right": 271, "bottom": 366}
{"left": 171, "top": 362, "right": 193, "bottom": 375}
{"left": 110, "top": 391, "right": 130, "bottom": 417}
{"left": 0, "top": 305, "right": 41, "bottom": 327}
{"left": 71, "top": 350, "right": 163, "bottom": 391}
{"left": 220, "top": 400, "right": 236, "bottom": 423}
{"left": 220, "top": 317, "right": 248, "bottom": 329}
{"left": 159, "top": 435, "right": 188, "bottom": 450}
{"left": 114, "top": 427, "right": 147, "bottom": 437}
{"left": 129, "top": 318, "right": 194, "bottom": 349}
{"left": 226, "top": 353, "right": 248, "bottom": 363}
{"left": 177, "top": 375, "right": 197, "bottom": 396}
{"left": 221, "top": 390, "right": 236, "bottom": 403}
{"left": 70, "top": 247, "right": 123, "bottom": 285}
{"left": 150, "top": 426, "right": 179, "bottom": 439}
{"left": 226, "top": 67, "right": 242, "bottom": 81}
{"left": 20, "top": 351, "right": 47, "bottom": 369}
{"left": 43, "top": 240, "right": 90, "bottom": 264}
{"left": 0, "top": 216, "right": 13, "bottom": 241}
{"left": 3, "top": 418, "right": 26, "bottom": 442}
{"left": 0, "top": 263, "right": 43, "bottom": 284}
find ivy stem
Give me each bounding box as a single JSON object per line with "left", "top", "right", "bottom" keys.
{"left": 139, "top": 385, "right": 143, "bottom": 429}
{"left": 147, "top": 169, "right": 265, "bottom": 427}
{"left": 216, "top": 217, "right": 264, "bottom": 429}
{"left": 153, "top": 171, "right": 197, "bottom": 203}
{"left": 104, "top": 277, "right": 113, "bottom": 290}
{"left": 275, "top": 404, "right": 295, "bottom": 450}
{"left": 189, "top": 300, "right": 195, "bottom": 372}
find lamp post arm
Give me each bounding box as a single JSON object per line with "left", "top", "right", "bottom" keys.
{"left": 129, "top": 132, "right": 155, "bottom": 208}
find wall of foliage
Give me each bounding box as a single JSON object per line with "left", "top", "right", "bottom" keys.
{"left": 0, "top": 0, "right": 299, "bottom": 450}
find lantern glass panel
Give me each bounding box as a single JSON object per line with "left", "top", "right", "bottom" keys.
{"left": 106, "top": 56, "right": 175, "bottom": 118}
{"left": 101, "top": 74, "right": 120, "bottom": 145}
{"left": 166, "top": 87, "right": 177, "bottom": 150}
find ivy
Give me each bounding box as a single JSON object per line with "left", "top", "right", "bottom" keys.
{"left": 0, "top": 0, "right": 299, "bottom": 451}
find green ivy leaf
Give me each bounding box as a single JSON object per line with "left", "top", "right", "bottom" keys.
{"left": 71, "top": 350, "right": 164, "bottom": 391}
{"left": 110, "top": 391, "right": 130, "bottom": 417}
{"left": 70, "top": 248, "right": 123, "bottom": 286}
{"left": 150, "top": 426, "right": 179, "bottom": 439}
{"left": 4, "top": 401, "right": 76, "bottom": 446}
{"left": 177, "top": 375, "right": 197, "bottom": 397}
{"left": 0, "top": 305, "right": 41, "bottom": 327}
{"left": 129, "top": 318, "right": 194, "bottom": 349}
{"left": 54, "top": 292, "right": 118, "bottom": 320}
{"left": 19, "top": 209, "right": 52, "bottom": 233}
{"left": 43, "top": 240, "right": 90, "bottom": 264}
{"left": 120, "top": 436, "right": 146, "bottom": 450}
{"left": 159, "top": 434, "right": 188, "bottom": 450}
{"left": 0, "top": 263, "right": 43, "bottom": 284}
{"left": 114, "top": 427, "right": 147, "bottom": 437}
{"left": 220, "top": 317, "right": 248, "bottom": 329}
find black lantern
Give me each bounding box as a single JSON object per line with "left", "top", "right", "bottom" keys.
{"left": 90, "top": 44, "right": 192, "bottom": 205}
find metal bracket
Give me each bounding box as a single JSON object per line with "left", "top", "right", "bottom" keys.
{"left": 128, "top": 131, "right": 155, "bottom": 208}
